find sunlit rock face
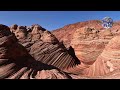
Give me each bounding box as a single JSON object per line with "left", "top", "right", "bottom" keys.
{"left": 9, "top": 24, "right": 79, "bottom": 70}
{"left": 80, "top": 35, "right": 120, "bottom": 77}
{"left": 52, "top": 20, "right": 120, "bottom": 66}
{"left": 14, "top": 26, "right": 27, "bottom": 40}
{"left": 10, "top": 24, "right": 18, "bottom": 33}
{"left": 64, "top": 35, "right": 120, "bottom": 78}
{"left": 52, "top": 20, "right": 120, "bottom": 79}
{"left": 0, "top": 24, "right": 80, "bottom": 79}
{"left": 1, "top": 19, "right": 120, "bottom": 79}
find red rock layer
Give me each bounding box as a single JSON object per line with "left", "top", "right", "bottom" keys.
{"left": 0, "top": 24, "right": 79, "bottom": 79}
{"left": 65, "top": 35, "right": 120, "bottom": 78}
{"left": 83, "top": 35, "right": 120, "bottom": 77}
{"left": 52, "top": 20, "right": 120, "bottom": 66}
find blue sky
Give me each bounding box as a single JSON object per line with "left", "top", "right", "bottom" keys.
{"left": 0, "top": 11, "right": 120, "bottom": 31}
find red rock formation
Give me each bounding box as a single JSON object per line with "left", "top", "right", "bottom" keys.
{"left": 0, "top": 24, "right": 33, "bottom": 79}
{"left": 31, "top": 24, "right": 44, "bottom": 42}
{"left": 30, "top": 41, "right": 78, "bottom": 70}
{"left": 65, "top": 35, "right": 120, "bottom": 78}
{"left": 9, "top": 24, "right": 79, "bottom": 70}
{"left": 70, "top": 27, "right": 105, "bottom": 64}
{"left": 52, "top": 20, "right": 120, "bottom": 66}
{"left": 52, "top": 20, "right": 103, "bottom": 45}
{"left": 2, "top": 19, "right": 120, "bottom": 79}
{"left": 51, "top": 20, "right": 120, "bottom": 78}
{"left": 10, "top": 24, "right": 18, "bottom": 33}
{"left": 14, "top": 26, "right": 27, "bottom": 40}
{"left": 52, "top": 20, "right": 120, "bottom": 44}
{"left": 83, "top": 35, "right": 120, "bottom": 77}
{"left": 0, "top": 24, "right": 78, "bottom": 79}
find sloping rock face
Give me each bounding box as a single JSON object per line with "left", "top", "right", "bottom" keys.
{"left": 82, "top": 35, "right": 120, "bottom": 77}
{"left": 0, "top": 24, "right": 75, "bottom": 79}
{"left": 52, "top": 20, "right": 103, "bottom": 45}
{"left": 0, "top": 24, "right": 28, "bottom": 59}
{"left": 70, "top": 27, "right": 106, "bottom": 65}
{"left": 52, "top": 20, "right": 120, "bottom": 44}
{"left": 10, "top": 24, "right": 79, "bottom": 70}
{"left": 51, "top": 20, "right": 120, "bottom": 78}
{"left": 2, "top": 20, "right": 120, "bottom": 79}
{"left": 0, "top": 24, "right": 33, "bottom": 79}
{"left": 30, "top": 41, "right": 78, "bottom": 70}
{"left": 52, "top": 21, "right": 105, "bottom": 65}
{"left": 65, "top": 35, "right": 120, "bottom": 78}
{"left": 52, "top": 20, "right": 120, "bottom": 65}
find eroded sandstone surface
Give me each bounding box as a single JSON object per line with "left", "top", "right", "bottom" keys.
{"left": 1, "top": 20, "right": 120, "bottom": 79}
